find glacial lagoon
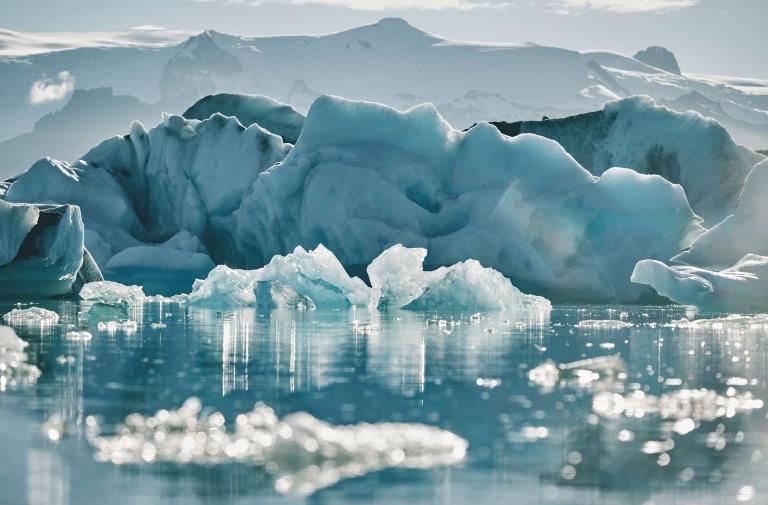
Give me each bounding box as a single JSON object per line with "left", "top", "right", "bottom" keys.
{"left": 0, "top": 301, "right": 765, "bottom": 505}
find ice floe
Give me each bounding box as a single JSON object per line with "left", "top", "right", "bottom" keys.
{"left": 79, "top": 281, "right": 146, "bottom": 305}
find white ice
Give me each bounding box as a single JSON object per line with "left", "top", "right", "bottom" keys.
{"left": 632, "top": 254, "right": 768, "bottom": 313}
{"left": 3, "top": 307, "right": 60, "bottom": 325}
{"left": 79, "top": 281, "right": 146, "bottom": 306}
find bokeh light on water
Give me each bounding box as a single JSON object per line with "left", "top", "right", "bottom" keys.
{"left": 0, "top": 301, "right": 765, "bottom": 504}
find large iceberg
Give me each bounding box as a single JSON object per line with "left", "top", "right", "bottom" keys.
{"left": 4, "top": 111, "right": 290, "bottom": 288}
{"left": 0, "top": 200, "right": 102, "bottom": 298}
{"left": 183, "top": 93, "right": 305, "bottom": 145}
{"left": 673, "top": 159, "right": 768, "bottom": 269}
{"left": 234, "top": 96, "right": 703, "bottom": 303}
{"left": 486, "top": 96, "right": 763, "bottom": 223}
{"left": 4, "top": 96, "right": 706, "bottom": 303}
{"left": 631, "top": 254, "right": 768, "bottom": 313}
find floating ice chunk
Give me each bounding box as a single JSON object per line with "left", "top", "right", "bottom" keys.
{"left": 189, "top": 245, "right": 369, "bottom": 308}
{"left": 403, "top": 259, "right": 551, "bottom": 314}
{"left": 96, "top": 320, "right": 137, "bottom": 334}
{"left": 665, "top": 314, "right": 768, "bottom": 331}
{"left": 3, "top": 307, "right": 60, "bottom": 325}
{"left": 368, "top": 245, "right": 431, "bottom": 308}
{"left": 368, "top": 245, "right": 551, "bottom": 314}
{"left": 575, "top": 320, "right": 633, "bottom": 329}
{"left": 259, "top": 245, "right": 370, "bottom": 307}
{"left": 529, "top": 355, "right": 627, "bottom": 392}
{"left": 188, "top": 265, "right": 258, "bottom": 307}
{"left": 79, "top": 281, "right": 146, "bottom": 305}
{"left": 0, "top": 325, "right": 42, "bottom": 390}
{"left": 593, "top": 389, "right": 764, "bottom": 421}
{"left": 632, "top": 254, "right": 768, "bottom": 312}
{"left": 65, "top": 330, "right": 93, "bottom": 341}
{"left": 89, "top": 397, "right": 467, "bottom": 495}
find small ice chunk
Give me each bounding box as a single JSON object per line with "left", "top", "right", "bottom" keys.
{"left": 65, "top": 330, "right": 93, "bottom": 341}
{"left": 575, "top": 320, "right": 633, "bottom": 329}
{"left": 369, "top": 245, "right": 551, "bottom": 314}
{"left": 3, "top": 307, "right": 60, "bottom": 325}
{"left": 79, "top": 281, "right": 146, "bottom": 305}
{"left": 96, "top": 320, "right": 138, "bottom": 334}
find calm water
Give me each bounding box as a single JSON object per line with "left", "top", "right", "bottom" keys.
{"left": 0, "top": 301, "right": 766, "bottom": 505}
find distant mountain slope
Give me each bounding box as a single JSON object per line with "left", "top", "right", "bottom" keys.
{"left": 0, "top": 18, "right": 766, "bottom": 153}
{"left": 0, "top": 88, "right": 172, "bottom": 179}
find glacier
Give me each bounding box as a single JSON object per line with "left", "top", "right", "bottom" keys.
{"left": 0, "top": 200, "right": 102, "bottom": 298}
{"left": 3, "top": 95, "right": 707, "bottom": 303}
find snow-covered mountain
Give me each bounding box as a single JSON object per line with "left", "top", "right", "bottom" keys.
{"left": 0, "top": 18, "right": 766, "bottom": 180}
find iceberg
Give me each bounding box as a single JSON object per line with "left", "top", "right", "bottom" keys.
{"left": 3, "top": 307, "right": 60, "bottom": 325}
{"left": 4, "top": 111, "right": 291, "bottom": 273}
{"left": 0, "top": 201, "right": 102, "bottom": 298}
{"left": 4, "top": 96, "right": 706, "bottom": 302}
{"left": 189, "top": 244, "right": 549, "bottom": 312}
{"left": 368, "top": 244, "right": 550, "bottom": 313}
{"left": 486, "top": 96, "right": 763, "bottom": 223}
{"left": 183, "top": 93, "right": 305, "bottom": 144}
{"left": 234, "top": 96, "right": 703, "bottom": 303}
{"left": 79, "top": 281, "right": 146, "bottom": 305}
{"left": 673, "top": 159, "right": 768, "bottom": 269}
{"left": 90, "top": 397, "right": 468, "bottom": 494}
{"left": 631, "top": 254, "right": 768, "bottom": 313}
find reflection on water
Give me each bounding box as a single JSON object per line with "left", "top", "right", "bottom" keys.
{"left": 0, "top": 302, "right": 766, "bottom": 504}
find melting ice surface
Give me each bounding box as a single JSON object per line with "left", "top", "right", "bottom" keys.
{"left": 0, "top": 301, "right": 766, "bottom": 505}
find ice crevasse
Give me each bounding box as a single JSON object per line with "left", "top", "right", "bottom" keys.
{"left": 4, "top": 95, "right": 704, "bottom": 303}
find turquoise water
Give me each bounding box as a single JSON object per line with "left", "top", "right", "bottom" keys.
{"left": 0, "top": 301, "right": 766, "bottom": 505}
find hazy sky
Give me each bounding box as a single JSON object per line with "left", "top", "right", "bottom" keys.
{"left": 3, "top": 0, "right": 766, "bottom": 78}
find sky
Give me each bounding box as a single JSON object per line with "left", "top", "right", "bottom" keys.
{"left": 2, "top": 0, "right": 766, "bottom": 78}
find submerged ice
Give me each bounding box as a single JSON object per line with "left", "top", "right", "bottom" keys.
{"left": 90, "top": 397, "right": 468, "bottom": 495}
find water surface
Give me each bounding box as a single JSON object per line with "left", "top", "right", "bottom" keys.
{"left": 0, "top": 301, "right": 765, "bottom": 505}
